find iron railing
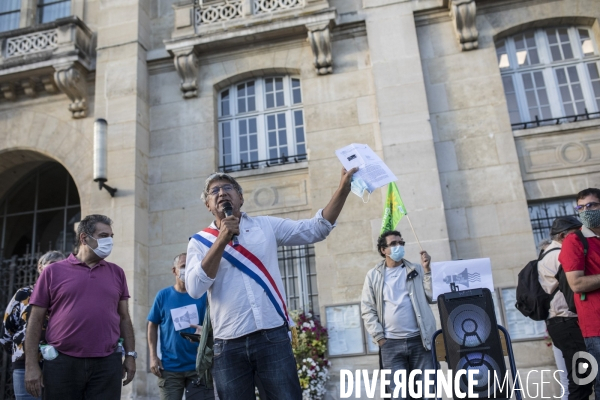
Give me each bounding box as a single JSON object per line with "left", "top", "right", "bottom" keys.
{"left": 277, "top": 244, "right": 317, "bottom": 316}
{"left": 219, "top": 153, "right": 307, "bottom": 173}
{"left": 0, "top": 252, "right": 41, "bottom": 400}
{"left": 512, "top": 110, "right": 600, "bottom": 130}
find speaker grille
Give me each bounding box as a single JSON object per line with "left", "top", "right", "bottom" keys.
{"left": 447, "top": 304, "right": 492, "bottom": 347}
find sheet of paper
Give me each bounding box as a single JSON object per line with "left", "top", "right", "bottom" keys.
{"left": 325, "top": 304, "right": 365, "bottom": 356}
{"left": 431, "top": 258, "right": 495, "bottom": 299}
{"left": 335, "top": 143, "right": 397, "bottom": 191}
{"left": 170, "top": 304, "right": 199, "bottom": 331}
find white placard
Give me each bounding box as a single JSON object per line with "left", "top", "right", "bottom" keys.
{"left": 431, "top": 258, "right": 495, "bottom": 299}
{"left": 335, "top": 143, "right": 397, "bottom": 192}
{"left": 170, "top": 304, "right": 199, "bottom": 331}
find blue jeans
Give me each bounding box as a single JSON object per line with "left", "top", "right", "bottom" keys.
{"left": 212, "top": 325, "right": 301, "bottom": 400}
{"left": 13, "top": 369, "right": 41, "bottom": 400}
{"left": 584, "top": 337, "right": 600, "bottom": 400}
{"left": 380, "top": 336, "right": 434, "bottom": 400}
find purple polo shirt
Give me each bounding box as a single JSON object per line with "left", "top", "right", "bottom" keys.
{"left": 30, "top": 253, "right": 130, "bottom": 358}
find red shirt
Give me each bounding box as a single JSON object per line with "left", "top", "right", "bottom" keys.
{"left": 559, "top": 228, "right": 600, "bottom": 337}
{"left": 30, "top": 254, "right": 130, "bottom": 357}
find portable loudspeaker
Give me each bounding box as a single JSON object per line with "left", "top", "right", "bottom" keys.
{"left": 438, "top": 288, "right": 508, "bottom": 399}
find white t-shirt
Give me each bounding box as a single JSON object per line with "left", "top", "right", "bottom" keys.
{"left": 382, "top": 265, "right": 420, "bottom": 339}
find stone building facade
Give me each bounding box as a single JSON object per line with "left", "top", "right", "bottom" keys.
{"left": 0, "top": 0, "right": 598, "bottom": 398}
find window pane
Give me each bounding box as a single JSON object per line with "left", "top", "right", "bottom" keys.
{"left": 38, "top": 164, "right": 67, "bottom": 210}
{"left": 587, "top": 63, "right": 600, "bottom": 110}
{"left": 38, "top": 0, "right": 71, "bottom": 24}
{"left": 238, "top": 118, "right": 258, "bottom": 167}
{"left": 501, "top": 76, "right": 521, "bottom": 125}
{"left": 579, "top": 29, "right": 594, "bottom": 56}
{"left": 521, "top": 72, "right": 551, "bottom": 121}
{"left": 7, "top": 174, "right": 36, "bottom": 214}
{"left": 555, "top": 66, "right": 585, "bottom": 115}
{"left": 495, "top": 40, "right": 510, "bottom": 69}
{"left": 267, "top": 112, "right": 288, "bottom": 160}
{"left": 3, "top": 213, "right": 34, "bottom": 257}
{"left": 501, "top": 288, "right": 547, "bottom": 340}
{"left": 514, "top": 32, "right": 539, "bottom": 66}
{"left": 292, "top": 79, "right": 302, "bottom": 103}
{"left": 221, "top": 90, "right": 230, "bottom": 116}
{"left": 528, "top": 198, "right": 578, "bottom": 248}
{"left": 0, "top": 0, "right": 20, "bottom": 32}
{"left": 35, "top": 209, "right": 65, "bottom": 253}
{"left": 294, "top": 109, "right": 306, "bottom": 156}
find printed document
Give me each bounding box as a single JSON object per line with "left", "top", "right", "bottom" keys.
{"left": 335, "top": 143, "right": 397, "bottom": 191}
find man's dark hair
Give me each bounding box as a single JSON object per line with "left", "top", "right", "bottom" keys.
{"left": 377, "top": 230, "right": 402, "bottom": 258}
{"left": 576, "top": 188, "right": 600, "bottom": 203}
{"left": 74, "top": 214, "right": 113, "bottom": 253}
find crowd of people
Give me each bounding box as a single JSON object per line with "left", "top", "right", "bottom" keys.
{"left": 1, "top": 169, "right": 599, "bottom": 400}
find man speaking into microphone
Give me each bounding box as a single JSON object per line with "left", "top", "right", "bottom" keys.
{"left": 185, "top": 169, "right": 357, "bottom": 400}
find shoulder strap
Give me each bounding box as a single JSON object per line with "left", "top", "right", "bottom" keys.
{"left": 574, "top": 230, "right": 589, "bottom": 256}
{"left": 538, "top": 247, "right": 560, "bottom": 261}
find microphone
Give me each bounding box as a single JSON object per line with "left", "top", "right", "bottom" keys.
{"left": 222, "top": 202, "right": 239, "bottom": 246}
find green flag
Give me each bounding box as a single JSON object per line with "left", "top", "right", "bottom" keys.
{"left": 380, "top": 182, "right": 407, "bottom": 234}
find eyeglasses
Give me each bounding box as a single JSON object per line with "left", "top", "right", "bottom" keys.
{"left": 208, "top": 185, "right": 235, "bottom": 197}
{"left": 385, "top": 240, "right": 405, "bottom": 248}
{"left": 574, "top": 202, "right": 600, "bottom": 212}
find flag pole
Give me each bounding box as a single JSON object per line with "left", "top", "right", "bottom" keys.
{"left": 405, "top": 215, "right": 423, "bottom": 251}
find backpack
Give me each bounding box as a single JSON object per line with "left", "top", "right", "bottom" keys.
{"left": 555, "top": 230, "right": 589, "bottom": 314}
{"left": 515, "top": 247, "right": 560, "bottom": 321}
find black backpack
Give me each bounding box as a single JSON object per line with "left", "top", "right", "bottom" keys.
{"left": 555, "top": 230, "right": 589, "bottom": 314}
{"left": 515, "top": 248, "right": 560, "bottom": 321}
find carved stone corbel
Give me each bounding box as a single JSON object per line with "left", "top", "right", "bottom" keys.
{"left": 21, "top": 79, "right": 37, "bottom": 98}
{"left": 451, "top": 0, "right": 478, "bottom": 51}
{"left": 173, "top": 48, "right": 199, "bottom": 99}
{"left": 1, "top": 83, "right": 16, "bottom": 101}
{"left": 306, "top": 22, "right": 333, "bottom": 75}
{"left": 53, "top": 63, "right": 88, "bottom": 118}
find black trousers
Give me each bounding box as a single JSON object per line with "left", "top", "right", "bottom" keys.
{"left": 42, "top": 351, "right": 122, "bottom": 400}
{"left": 547, "top": 317, "right": 594, "bottom": 400}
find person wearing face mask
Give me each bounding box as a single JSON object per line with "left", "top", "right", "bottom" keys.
{"left": 23, "top": 214, "right": 136, "bottom": 400}
{"left": 147, "top": 253, "right": 209, "bottom": 400}
{"left": 361, "top": 230, "right": 436, "bottom": 399}
{"left": 560, "top": 188, "right": 600, "bottom": 400}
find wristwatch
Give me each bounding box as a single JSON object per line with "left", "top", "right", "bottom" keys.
{"left": 125, "top": 351, "right": 138, "bottom": 359}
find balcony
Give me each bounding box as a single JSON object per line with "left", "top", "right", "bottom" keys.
{"left": 0, "top": 16, "right": 96, "bottom": 118}
{"left": 164, "top": 0, "right": 335, "bottom": 98}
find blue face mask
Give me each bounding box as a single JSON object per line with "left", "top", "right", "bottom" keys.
{"left": 389, "top": 245, "right": 405, "bottom": 262}
{"left": 350, "top": 176, "right": 372, "bottom": 203}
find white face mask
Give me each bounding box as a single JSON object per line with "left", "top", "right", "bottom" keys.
{"left": 87, "top": 236, "right": 113, "bottom": 259}
{"left": 178, "top": 268, "right": 185, "bottom": 281}
{"left": 389, "top": 245, "right": 405, "bottom": 262}
{"left": 350, "top": 176, "right": 372, "bottom": 203}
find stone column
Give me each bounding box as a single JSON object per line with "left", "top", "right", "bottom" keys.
{"left": 362, "top": 0, "right": 452, "bottom": 262}
{"left": 92, "top": 0, "right": 151, "bottom": 397}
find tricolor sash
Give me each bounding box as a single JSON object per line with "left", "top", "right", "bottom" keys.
{"left": 191, "top": 228, "right": 292, "bottom": 326}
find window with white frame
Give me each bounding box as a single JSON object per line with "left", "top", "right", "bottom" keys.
{"left": 37, "top": 0, "right": 71, "bottom": 24}
{"left": 278, "top": 244, "right": 318, "bottom": 315}
{"left": 218, "top": 76, "right": 307, "bottom": 172}
{"left": 496, "top": 26, "right": 600, "bottom": 129}
{"left": 0, "top": 0, "right": 21, "bottom": 32}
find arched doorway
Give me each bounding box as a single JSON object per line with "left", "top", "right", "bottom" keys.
{"left": 0, "top": 160, "right": 80, "bottom": 400}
